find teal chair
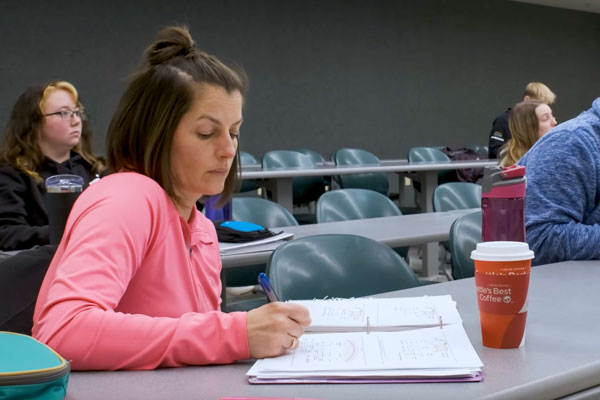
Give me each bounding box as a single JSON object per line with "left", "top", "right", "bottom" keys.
{"left": 407, "top": 147, "right": 456, "bottom": 210}
{"left": 316, "top": 188, "right": 408, "bottom": 259}
{"left": 469, "top": 145, "right": 489, "bottom": 158}
{"left": 267, "top": 234, "right": 422, "bottom": 300}
{"left": 262, "top": 150, "right": 326, "bottom": 206}
{"left": 238, "top": 151, "right": 261, "bottom": 193}
{"left": 232, "top": 197, "right": 299, "bottom": 227}
{"left": 469, "top": 145, "right": 482, "bottom": 154}
{"left": 295, "top": 148, "right": 326, "bottom": 164}
{"left": 433, "top": 182, "right": 482, "bottom": 212}
{"left": 448, "top": 211, "right": 482, "bottom": 279}
{"left": 332, "top": 148, "right": 389, "bottom": 195}
{"left": 433, "top": 182, "right": 481, "bottom": 277}
{"left": 408, "top": 146, "right": 451, "bottom": 163}
{"left": 295, "top": 148, "right": 331, "bottom": 187}
{"left": 225, "top": 197, "right": 299, "bottom": 312}
{"left": 316, "top": 189, "right": 401, "bottom": 223}
{"left": 240, "top": 150, "right": 259, "bottom": 165}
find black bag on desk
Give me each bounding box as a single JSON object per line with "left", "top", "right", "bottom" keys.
{"left": 441, "top": 146, "right": 485, "bottom": 183}
{"left": 213, "top": 221, "right": 279, "bottom": 243}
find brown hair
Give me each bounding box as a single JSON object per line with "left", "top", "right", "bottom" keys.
{"left": 106, "top": 25, "right": 248, "bottom": 206}
{"left": 523, "top": 82, "right": 556, "bottom": 105}
{"left": 0, "top": 81, "right": 105, "bottom": 181}
{"left": 501, "top": 100, "right": 544, "bottom": 167}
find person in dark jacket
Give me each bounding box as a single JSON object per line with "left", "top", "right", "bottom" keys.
{"left": 488, "top": 82, "right": 556, "bottom": 159}
{"left": 0, "top": 81, "right": 105, "bottom": 250}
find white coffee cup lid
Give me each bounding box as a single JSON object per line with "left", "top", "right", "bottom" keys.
{"left": 471, "top": 241, "right": 534, "bottom": 262}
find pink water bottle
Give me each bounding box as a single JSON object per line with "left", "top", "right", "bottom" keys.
{"left": 481, "top": 165, "right": 526, "bottom": 242}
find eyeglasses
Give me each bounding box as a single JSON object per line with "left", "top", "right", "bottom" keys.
{"left": 44, "top": 109, "right": 88, "bottom": 121}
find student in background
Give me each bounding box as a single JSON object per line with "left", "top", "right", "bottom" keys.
{"left": 33, "top": 26, "right": 310, "bottom": 370}
{"left": 488, "top": 82, "right": 556, "bottom": 159}
{"left": 0, "top": 82, "right": 105, "bottom": 250}
{"left": 519, "top": 97, "right": 600, "bottom": 265}
{"left": 500, "top": 100, "right": 557, "bottom": 167}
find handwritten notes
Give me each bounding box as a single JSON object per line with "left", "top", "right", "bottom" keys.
{"left": 290, "top": 295, "right": 462, "bottom": 332}
{"left": 259, "top": 324, "right": 480, "bottom": 372}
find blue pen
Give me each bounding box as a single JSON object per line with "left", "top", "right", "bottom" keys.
{"left": 258, "top": 272, "right": 280, "bottom": 302}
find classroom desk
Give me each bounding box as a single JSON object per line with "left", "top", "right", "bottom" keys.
{"left": 242, "top": 159, "right": 497, "bottom": 213}
{"left": 219, "top": 209, "right": 480, "bottom": 309}
{"left": 66, "top": 260, "right": 600, "bottom": 400}
{"left": 221, "top": 208, "right": 480, "bottom": 277}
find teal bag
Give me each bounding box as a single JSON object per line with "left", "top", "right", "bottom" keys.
{"left": 0, "top": 331, "right": 69, "bottom": 399}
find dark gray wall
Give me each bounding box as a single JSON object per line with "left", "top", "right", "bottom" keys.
{"left": 1, "top": 0, "right": 599, "bottom": 160}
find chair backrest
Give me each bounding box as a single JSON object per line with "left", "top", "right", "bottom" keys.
{"left": 469, "top": 145, "right": 482, "bottom": 154}
{"left": 332, "top": 148, "right": 389, "bottom": 195}
{"left": 262, "top": 150, "right": 325, "bottom": 204}
{"left": 226, "top": 196, "right": 297, "bottom": 292}
{"left": 262, "top": 150, "right": 315, "bottom": 169}
{"left": 295, "top": 148, "right": 326, "bottom": 164}
{"left": 468, "top": 145, "right": 489, "bottom": 157}
{"left": 408, "top": 147, "right": 456, "bottom": 189}
{"left": 295, "top": 148, "right": 331, "bottom": 186}
{"left": 433, "top": 182, "right": 482, "bottom": 212}
{"left": 232, "top": 197, "right": 299, "bottom": 227}
{"left": 267, "top": 234, "right": 421, "bottom": 300}
{"left": 240, "top": 151, "right": 259, "bottom": 165}
{"left": 238, "top": 151, "right": 260, "bottom": 193}
{"left": 408, "top": 147, "right": 451, "bottom": 163}
{"left": 448, "top": 211, "right": 482, "bottom": 279}
{"left": 316, "top": 188, "right": 401, "bottom": 223}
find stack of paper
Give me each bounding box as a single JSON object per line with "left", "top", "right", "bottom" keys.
{"left": 247, "top": 295, "right": 483, "bottom": 384}
{"left": 219, "top": 231, "right": 294, "bottom": 255}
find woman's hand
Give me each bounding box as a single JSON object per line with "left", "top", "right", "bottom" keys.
{"left": 246, "top": 302, "right": 311, "bottom": 359}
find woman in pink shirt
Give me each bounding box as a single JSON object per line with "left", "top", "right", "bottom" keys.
{"left": 32, "top": 26, "right": 310, "bottom": 370}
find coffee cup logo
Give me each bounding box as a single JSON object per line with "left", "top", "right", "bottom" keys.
{"left": 503, "top": 295, "right": 511, "bottom": 303}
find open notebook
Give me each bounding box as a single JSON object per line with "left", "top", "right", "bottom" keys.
{"left": 247, "top": 296, "right": 483, "bottom": 384}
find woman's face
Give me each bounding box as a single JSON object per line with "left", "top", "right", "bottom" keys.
{"left": 170, "top": 84, "right": 243, "bottom": 205}
{"left": 536, "top": 104, "right": 557, "bottom": 138}
{"left": 39, "top": 89, "right": 83, "bottom": 154}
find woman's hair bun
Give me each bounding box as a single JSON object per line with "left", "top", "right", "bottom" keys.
{"left": 143, "top": 25, "right": 196, "bottom": 66}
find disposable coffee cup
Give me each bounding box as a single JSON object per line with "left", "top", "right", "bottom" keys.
{"left": 45, "top": 175, "right": 84, "bottom": 245}
{"left": 471, "top": 241, "right": 534, "bottom": 349}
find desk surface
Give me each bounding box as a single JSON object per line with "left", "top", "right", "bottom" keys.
{"left": 67, "top": 260, "right": 600, "bottom": 400}
{"left": 221, "top": 209, "right": 478, "bottom": 268}
{"left": 241, "top": 159, "right": 497, "bottom": 179}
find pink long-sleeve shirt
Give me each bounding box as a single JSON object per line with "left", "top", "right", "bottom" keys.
{"left": 32, "top": 172, "right": 250, "bottom": 370}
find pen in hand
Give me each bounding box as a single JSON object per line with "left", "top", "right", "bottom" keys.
{"left": 257, "top": 272, "right": 280, "bottom": 302}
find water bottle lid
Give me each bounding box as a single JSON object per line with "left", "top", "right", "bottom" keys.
{"left": 471, "top": 241, "right": 534, "bottom": 262}
{"left": 45, "top": 174, "right": 84, "bottom": 193}
{"left": 482, "top": 165, "right": 526, "bottom": 198}
{"left": 499, "top": 165, "right": 525, "bottom": 180}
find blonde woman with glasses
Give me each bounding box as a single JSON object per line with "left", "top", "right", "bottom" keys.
{"left": 0, "top": 81, "right": 105, "bottom": 250}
